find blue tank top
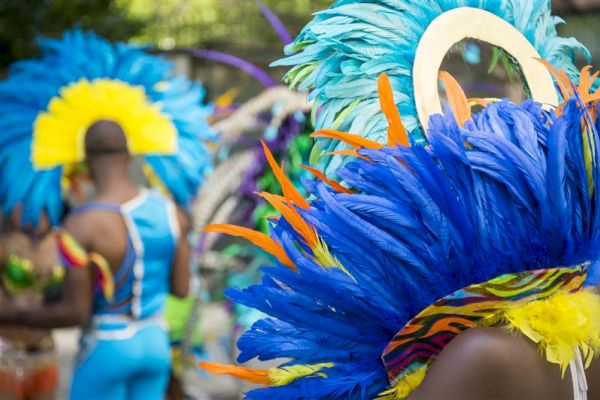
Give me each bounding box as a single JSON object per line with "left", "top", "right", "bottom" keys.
{"left": 73, "top": 189, "right": 179, "bottom": 319}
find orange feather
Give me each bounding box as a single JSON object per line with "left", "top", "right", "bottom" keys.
{"left": 261, "top": 141, "right": 310, "bottom": 210}
{"left": 300, "top": 165, "right": 353, "bottom": 194}
{"left": 258, "top": 192, "right": 318, "bottom": 248}
{"left": 205, "top": 224, "right": 296, "bottom": 270}
{"left": 199, "top": 362, "right": 270, "bottom": 385}
{"left": 537, "top": 58, "right": 573, "bottom": 100}
{"left": 377, "top": 73, "right": 409, "bottom": 147}
{"left": 311, "top": 130, "right": 383, "bottom": 150}
{"left": 325, "top": 149, "right": 370, "bottom": 161}
{"left": 438, "top": 70, "right": 472, "bottom": 127}
{"left": 578, "top": 66, "right": 600, "bottom": 105}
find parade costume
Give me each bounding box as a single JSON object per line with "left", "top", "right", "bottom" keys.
{"left": 200, "top": 0, "right": 600, "bottom": 398}
{"left": 201, "top": 72, "right": 600, "bottom": 399}
{"left": 64, "top": 190, "right": 179, "bottom": 400}
{"left": 0, "top": 29, "right": 214, "bottom": 226}
{"left": 0, "top": 254, "right": 60, "bottom": 400}
{"left": 272, "top": 0, "right": 589, "bottom": 177}
{"left": 0, "top": 29, "right": 214, "bottom": 400}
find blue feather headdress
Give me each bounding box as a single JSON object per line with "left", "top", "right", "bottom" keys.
{"left": 199, "top": 70, "right": 600, "bottom": 398}
{"left": 0, "top": 29, "right": 215, "bottom": 225}
{"left": 272, "top": 0, "right": 591, "bottom": 177}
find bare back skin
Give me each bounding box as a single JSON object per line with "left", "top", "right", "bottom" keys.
{"left": 410, "top": 327, "right": 600, "bottom": 400}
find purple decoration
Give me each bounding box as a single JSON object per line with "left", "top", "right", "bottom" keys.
{"left": 190, "top": 49, "right": 276, "bottom": 88}
{"left": 193, "top": 232, "right": 208, "bottom": 259}
{"left": 237, "top": 112, "right": 303, "bottom": 224}
{"left": 256, "top": 0, "right": 293, "bottom": 45}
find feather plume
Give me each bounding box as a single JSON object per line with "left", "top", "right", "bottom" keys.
{"left": 213, "top": 90, "right": 600, "bottom": 399}
{"left": 0, "top": 29, "right": 214, "bottom": 225}
{"left": 273, "top": 0, "right": 590, "bottom": 177}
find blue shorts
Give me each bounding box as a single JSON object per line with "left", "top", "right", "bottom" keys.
{"left": 70, "top": 318, "right": 171, "bottom": 400}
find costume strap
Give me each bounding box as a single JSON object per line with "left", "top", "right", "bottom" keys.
{"left": 70, "top": 202, "right": 122, "bottom": 215}
{"left": 56, "top": 231, "right": 114, "bottom": 300}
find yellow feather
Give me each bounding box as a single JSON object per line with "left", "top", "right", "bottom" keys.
{"left": 376, "top": 367, "right": 427, "bottom": 400}
{"left": 32, "top": 78, "right": 176, "bottom": 169}
{"left": 504, "top": 290, "right": 600, "bottom": 374}
{"left": 312, "top": 235, "right": 352, "bottom": 277}
{"left": 268, "top": 363, "right": 334, "bottom": 386}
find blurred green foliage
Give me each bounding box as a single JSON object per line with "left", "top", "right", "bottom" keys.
{"left": 117, "top": 0, "right": 331, "bottom": 51}
{"left": 0, "top": 0, "right": 143, "bottom": 67}
{"left": 0, "top": 0, "right": 330, "bottom": 67}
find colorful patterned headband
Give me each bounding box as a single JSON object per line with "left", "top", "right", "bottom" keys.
{"left": 382, "top": 264, "right": 588, "bottom": 396}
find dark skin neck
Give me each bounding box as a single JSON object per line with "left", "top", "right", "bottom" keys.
{"left": 88, "top": 155, "right": 139, "bottom": 202}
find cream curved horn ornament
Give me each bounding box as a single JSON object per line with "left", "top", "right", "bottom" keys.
{"left": 413, "top": 7, "right": 559, "bottom": 130}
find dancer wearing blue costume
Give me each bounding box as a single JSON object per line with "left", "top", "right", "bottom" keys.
{"left": 0, "top": 29, "right": 214, "bottom": 400}
{"left": 66, "top": 120, "right": 190, "bottom": 399}
{"left": 1, "top": 120, "right": 190, "bottom": 399}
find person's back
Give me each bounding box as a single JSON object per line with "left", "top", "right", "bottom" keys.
{"left": 70, "top": 189, "right": 181, "bottom": 317}
{"left": 60, "top": 120, "right": 190, "bottom": 400}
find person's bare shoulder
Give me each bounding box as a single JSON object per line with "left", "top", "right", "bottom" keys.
{"left": 62, "top": 210, "right": 106, "bottom": 249}
{"left": 409, "top": 327, "right": 572, "bottom": 400}
{"left": 63, "top": 207, "right": 129, "bottom": 271}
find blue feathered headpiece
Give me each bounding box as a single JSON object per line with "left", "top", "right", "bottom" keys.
{"left": 0, "top": 29, "right": 215, "bottom": 225}
{"left": 199, "top": 70, "right": 600, "bottom": 398}
{"left": 273, "top": 0, "right": 591, "bottom": 177}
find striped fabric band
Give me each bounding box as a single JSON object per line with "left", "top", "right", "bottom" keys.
{"left": 382, "top": 264, "right": 588, "bottom": 385}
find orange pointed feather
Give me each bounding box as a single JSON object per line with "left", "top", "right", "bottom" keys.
{"left": 377, "top": 73, "right": 409, "bottom": 147}
{"left": 261, "top": 141, "right": 310, "bottom": 210}
{"left": 578, "top": 66, "right": 600, "bottom": 104}
{"left": 199, "top": 362, "right": 270, "bottom": 385}
{"left": 300, "top": 165, "right": 353, "bottom": 194}
{"left": 537, "top": 58, "right": 573, "bottom": 99}
{"left": 258, "top": 192, "right": 318, "bottom": 248}
{"left": 325, "top": 149, "right": 370, "bottom": 161}
{"left": 578, "top": 66, "right": 595, "bottom": 94}
{"left": 438, "top": 70, "right": 471, "bottom": 127}
{"left": 205, "top": 224, "right": 296, "bottom": 270}
{"left": 311, "top": 130, "right": 383, "bottom": 150}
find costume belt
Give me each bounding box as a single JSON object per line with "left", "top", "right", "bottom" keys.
{"left": 84, "top": 314, "right": 166, "bottom": 341}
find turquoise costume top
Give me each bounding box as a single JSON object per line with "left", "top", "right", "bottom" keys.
{"left": 73, "top": 189, "right": 178, "bottom": 319}
{"left": 70, "top": 189, "right": 179, "bottom": 400}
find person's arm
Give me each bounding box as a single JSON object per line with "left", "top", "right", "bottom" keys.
{"left": 170, "top": 207, "right": 190, "bottom": 298}
{"left": 408, "top": 327, "right": 571, "bottom": 400}
{"left": 0, "top": 215, "right": 95, "bottom": 328}
{"left": 0, "top": 266, "right": 93, "bottom": 328}
{"left": 0, "top": 237, "right": 7, "bottom": 267}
